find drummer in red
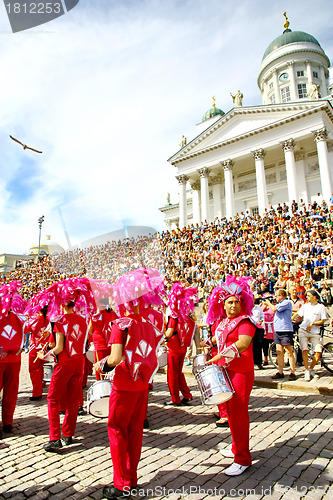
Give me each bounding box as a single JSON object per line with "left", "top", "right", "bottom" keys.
{"left": 0, "top": 281, "right": 27, "bottom": 434}
{"left": 38, "top": 300, "right": 89, "bottom": 451}
{"left": 95, "top": 268, "right": 165, "bottom": 500}
{"left": 164, "top": 283, "right": 198, "bottom": 406}
{"left": 206, "top": 277, "right": 255, "bottom": 476}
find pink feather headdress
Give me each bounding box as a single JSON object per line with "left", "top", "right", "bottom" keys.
{"left": 87, "top": 279, "right": 114, "bottom": 309}
{"left": 24, "top": 287, "right": 56, "bottom": 317}
{"left": 0, "top": 280, "right": 27, "bottom": 318}
{"left": 112, "top": 268, "right": 165, "bottom": 316}
{"left": 168, "top": 282, "right": 198, "bottom": 321}
{"left": 206, "top": 276, "right": 254, "bottom": 324}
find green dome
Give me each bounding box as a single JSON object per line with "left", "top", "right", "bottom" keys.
{"left": 262, "top": 29, "right": 321, "bottom": 61}
{"left": 202, "top": 107, "right": 224, "bottom": 122}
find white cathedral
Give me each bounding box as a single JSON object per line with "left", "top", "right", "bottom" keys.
{"left": 160, "top": 14, "right": 333, "bottom": 229}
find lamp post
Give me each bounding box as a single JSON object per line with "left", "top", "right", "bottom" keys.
{"left": 37, "top": 215, "right": 45, "bottom": 261}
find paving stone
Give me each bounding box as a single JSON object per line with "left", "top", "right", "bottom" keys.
{"left": 1, "top": 357, "right": 332, "bottom": 500}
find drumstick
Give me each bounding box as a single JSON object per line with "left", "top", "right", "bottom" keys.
{"left": 95, "top": 351, "right": 105, "bottom": 380}
{"left": 33, "top": 342, "right": 48, "bottom": 363}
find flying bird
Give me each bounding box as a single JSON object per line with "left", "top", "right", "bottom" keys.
{"left": 9, "top": 135, "right": 43, "bottom": 153}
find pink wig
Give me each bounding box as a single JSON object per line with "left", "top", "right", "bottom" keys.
{"left": 0, "top": 280, "right": 27, "bottom": 317}
{"left": 206, "top": 276, "right": 254, "bottom": 324}
{"left": 112, "top": 268, "right": 165, "bottom": 316}
{"left": 168, "top": 282, "right": 198, "bottom": 321}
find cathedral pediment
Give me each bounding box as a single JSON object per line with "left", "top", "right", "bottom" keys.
{"left": 169, "top": 101, "right": 332, "bottom": 165}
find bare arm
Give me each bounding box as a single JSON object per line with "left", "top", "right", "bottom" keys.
{"left": 106, "top": 343, "right": 124, "bottom": 367}
{"left": 165, "top": 327, "right": 174, "bottom": 339}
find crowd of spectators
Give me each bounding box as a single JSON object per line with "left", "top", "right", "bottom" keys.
{"left": 1, "top": 199, "right": 333, "bottom": 307}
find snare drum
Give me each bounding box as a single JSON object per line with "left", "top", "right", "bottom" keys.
{"left": 87, "top": 379, "right": 112, "bottom": 418}
{"left": 43, "top": 363, "right": 54, "bottom": 383}
{"left": 85, "top": 343, "right": 95, "bottom": 363}
{"left": 157, "top": 346, "right": 167, "bottom": 368}
{"left": 192, "top": 353, "right": 208, "bottom": 374}
{"left": 194, "top": 365, "right": 234, "bottom": 405}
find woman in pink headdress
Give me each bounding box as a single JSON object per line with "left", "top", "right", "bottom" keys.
{"left": 95, "top": 268, "right": 165, "bottom": 500}
{"left": 164, "top": 283, "right": 198, "bottom": 406}
{"left": 0, "top": 281, "right": 27, "bottom": 433}
{"left": 206, "top": 276, "right": 255, "bottom": 477}
{"left": 37, "top": 277, "right": 94, "bottom": 452}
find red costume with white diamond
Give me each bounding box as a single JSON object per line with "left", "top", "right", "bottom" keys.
{"left": 47, "top": 313, "right": 88, "bottom": 440}
{"left": 26, "top": 315, "right": 53, "bottom": 398}
{"left": 214, "top": 315, "right": 255, "bottom": 466}
{"left": 0, "top": 312, "right": 25, "bottom": 428}
{"left": 107, "top": 313, "right": 162, "bottom": 491}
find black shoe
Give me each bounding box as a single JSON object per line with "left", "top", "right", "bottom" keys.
{"left": 29, "top": 396, "right": 42, "bottom": 401}
{"left": 262, "top": 361, "right": 269, "bottom": 366}
{"left": 143, "top": 419, "right": 149, "bottom": 429}
{"left": 271, "top": 372, "right": 284, "bottom": 380}
{"left": 3, "top": 424, "right": 12, "bottom": 433}
{"left": 181, "top": 397, "right": 193, "bottom": 405}
{"left": 62, "top": 435, "right": 73, "bottom": 445}
{"left": 256, "top": 365, "right": 265, "bottom": 370}
{"left": 216, "top": 418, "right": 229, "bottom": 428}
{"left": 164, "top": 401, "right": 181, "bottom": 406}
{"left": 102, "top": 485, "right": 128, "bottom": 499}
{"left": 78, "top": 406, "right": 85, "bottom": 415}
{"left": 43, "top": 439, "right": 62, "bottom": 452}
{"left": 289, "top": 373, "right": 297, "bottom": 381}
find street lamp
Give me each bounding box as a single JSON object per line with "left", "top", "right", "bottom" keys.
{"left": 37, "top": 215, "right": 45, "bottom": 261}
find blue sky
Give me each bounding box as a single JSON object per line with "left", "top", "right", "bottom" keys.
{"left": 0, "top": 0, "right": 333, "bottom": 253}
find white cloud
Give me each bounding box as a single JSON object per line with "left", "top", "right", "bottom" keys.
{"left": 0, "top": 0, "right": 333, "bottom": 253}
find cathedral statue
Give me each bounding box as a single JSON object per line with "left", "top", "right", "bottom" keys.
{"left": 308, "top": 82, "right": 320, "bottom": 100}
{"left": 230, "top": 90, "right": 243, "bottom": 106}
{"left": 179, "top": 135, "right": 187, "bottom": 148}
{"left": 166, "top": 192, "right": 171, "bottom": 205}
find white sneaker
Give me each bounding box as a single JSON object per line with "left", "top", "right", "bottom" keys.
{"left": 304, "top": 370, "right": 311, "bottom": 381}
{"left": 310, "top": 370, "right": 319, "bottom": 379}
{"left": 224, "top": 463, "right": 250, "bottom": 476}
{"left": 219, "top": 447, "right": 234, "bottom": 458}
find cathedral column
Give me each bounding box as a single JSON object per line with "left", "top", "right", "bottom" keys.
{"left": 197, "top": 167, "right": 211, "bottom": 222}
{"left": 306, "top": 60, "right": 313, "bottom": 86}
{"left": 313, "top": 128, "right": 332, "bottom": 202}
{"left": 320, "top": 66, "right": 328, "bottom": 96}
{"left": 273, "top": 70, "right": 280, "bottom": 103}
{"left": 222, "top": 159, "right": 235, "bottom": 219}
{"left": 210, "top": 173, "right": 223, "bottom": 219}
{"left": 287, "top": 62, "right": 297, "bottom": 100}
{"left": 253, "top": 148, "right": 268, "bottom": 216}
{"left": 190, "top": 180, "right": 201, "bottom": 224}
{"left": 281, "top": 139, "right": 298, "bottom": 204}
{"left": 176, "top": 174, "right": 189, "bottom": 228}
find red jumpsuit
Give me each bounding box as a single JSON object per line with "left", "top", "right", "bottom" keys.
{"left": 26, "top": 315, "right": 53, "bottom": 398}
{"left": 0, "top": 313, "right": 25, "bottom": 427}
{"left": 215, "top": 317, "right": 255, "bottom": 466}
{"left": 166, "top": 316, "right": 192, "bottom": 404}
{"left": 107, "top": 314, "right": 161, "bottom": 491}
{"left": 47, "top": 313, "right": 88, "bottom": 440}
{"left": 91, "top": 310, "right": 117, "bottom": 380}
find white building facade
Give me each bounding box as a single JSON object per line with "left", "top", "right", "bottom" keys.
{"left": 160, "top": 19, "right": 333, "bottom": 230}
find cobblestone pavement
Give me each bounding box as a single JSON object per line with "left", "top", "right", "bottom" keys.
{"left": 0, "top": 355, "right": 332, "bottom": 500}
